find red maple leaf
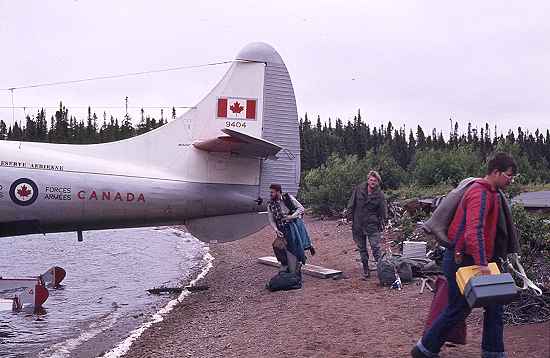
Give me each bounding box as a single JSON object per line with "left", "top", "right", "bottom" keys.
{"left": 229, "top": 101, "right": 244, "bottom": 114}
{"left": 17, "top": 185, "right": 32, "bottom": 198}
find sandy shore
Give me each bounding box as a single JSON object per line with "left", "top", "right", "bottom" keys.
{"left": 124, "top": 217, "right": 549, "bottom": 358}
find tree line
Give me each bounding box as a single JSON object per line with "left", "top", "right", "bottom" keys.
{"left": 300, "top": 110, "right": 549, "bottom": 174}
{"left": 299, "top": 110, "right": 550, "bottom": 214}
{"left": 1, "top": 104, "right": 548, "bottom": 187}
{"left": 0, "top": 102, "right": 174, "bottom": 144}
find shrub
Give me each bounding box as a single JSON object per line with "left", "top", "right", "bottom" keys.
{"left": 300, "top": 150, "right": 406, "bottom": 215}
{"left": 364, "top": 145, "right": 408, "bottom": 190}
{"left": 511, "top": 204, "right": 550, "bottom": 283}
{"left": 300, "top": 154, "right": 370, "bottom": 215}
{"left": 413, "top": 147, "right": 481, "bottom": 186}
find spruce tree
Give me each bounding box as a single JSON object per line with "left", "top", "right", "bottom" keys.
{"left": 0, "top": 120, "right": 7, "bottom": 139}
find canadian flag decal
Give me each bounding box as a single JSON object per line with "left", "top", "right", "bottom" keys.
{"left": 217, "top": 98, "right": 256, "bottom": 120}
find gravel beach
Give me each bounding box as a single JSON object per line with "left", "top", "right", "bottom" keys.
{"left": 124, "top": 217, "right": 549, "bottom": 358}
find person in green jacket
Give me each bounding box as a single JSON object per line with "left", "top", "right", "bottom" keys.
{"left": 346, "top": 170, "right": 387, "bottom": 279}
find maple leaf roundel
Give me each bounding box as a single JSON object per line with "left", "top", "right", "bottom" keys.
{"left": 10, "top": 178, "right": 39, "bottom": 206}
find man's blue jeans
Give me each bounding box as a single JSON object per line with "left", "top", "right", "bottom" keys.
{"left": 417, "top": 248, "right": 506, "bottom": 357}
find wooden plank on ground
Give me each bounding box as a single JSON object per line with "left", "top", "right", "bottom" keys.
{"left": 257, "top": 256, "right": 343, "bottom": 279}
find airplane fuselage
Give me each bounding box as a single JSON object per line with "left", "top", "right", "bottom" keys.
{"left": 0, "top": 143, "right": 261, "bottom": 237}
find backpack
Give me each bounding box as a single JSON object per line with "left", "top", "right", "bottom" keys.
{"left": 266, "top": 271, "right": 302, "bottom": 292}
{"left": 377, "top": 254, "right": 413, "bottom": 286}
{"left": 422, "top": 177, "right": 477, "bottom": 248}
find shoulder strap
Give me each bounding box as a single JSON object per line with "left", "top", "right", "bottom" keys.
{"left": 282, "top": 193, "right": 297, "bottom": 213}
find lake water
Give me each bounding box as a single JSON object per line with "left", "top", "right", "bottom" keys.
{"left": 0, "top": 227, "right": 206, "bottom": 358}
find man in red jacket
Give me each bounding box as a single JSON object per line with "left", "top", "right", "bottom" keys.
{"left": 412, "top": 153, "right": 517, "bottom": 358}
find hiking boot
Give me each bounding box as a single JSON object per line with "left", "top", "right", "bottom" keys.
{"left": 361, "top": 265, "right": 370, "bottom": 280}
{"left": 296, "top": 264, "right": 303, "bottom": 281}
{"left": 410, "top": 345, "right": 438, "bottom": 358}
{"left": 410, "top": 346, "right": 427, "bottom": 358}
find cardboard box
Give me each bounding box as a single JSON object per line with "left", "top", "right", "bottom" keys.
{"left": 402, "top": 241, "right": 427, "bottom": 259}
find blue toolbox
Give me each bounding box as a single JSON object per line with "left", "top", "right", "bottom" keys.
{"left": 463, "top": 273, "right": 518, "bottom": 308}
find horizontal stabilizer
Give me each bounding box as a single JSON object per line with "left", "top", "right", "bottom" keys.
{"left": 193, "top": 128, "right": 282, "bottom": 158}
{"left": 185, "top": 211, "right": 268, "bottom": 243}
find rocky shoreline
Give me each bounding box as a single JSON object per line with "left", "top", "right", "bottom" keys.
{"left": 123, "top": 217, "right": 549, "bottom": 358}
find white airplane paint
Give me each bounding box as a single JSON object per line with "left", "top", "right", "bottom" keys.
{"left": 0, "top": 42, "right": 301, "bottom": 243}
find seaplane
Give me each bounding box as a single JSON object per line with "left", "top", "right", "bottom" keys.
{"left": 0, "top": 42, "right": 301, "bottom": 243}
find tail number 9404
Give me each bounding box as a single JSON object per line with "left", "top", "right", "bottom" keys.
{"left": 225, "top": 121, "right": 246, "bottom": 129}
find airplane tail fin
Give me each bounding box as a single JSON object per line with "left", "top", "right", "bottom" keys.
{"left": 239, "top": 43, "right": 302, "bottom": 199}
{"left": 183, "top": 43, "right": 301, "bottom": 241}
{"left": 183, "top": 42, "right": 302, "bottom": 198}
{"left": 49, "top": 42, "right": 300, "bottom": 201}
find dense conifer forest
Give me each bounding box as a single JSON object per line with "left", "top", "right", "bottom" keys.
{"left": 2, "top": 105, "right": 548, "bottom": 192}
{"left": 0, "top": 102, "right": 173, "bottom": 144}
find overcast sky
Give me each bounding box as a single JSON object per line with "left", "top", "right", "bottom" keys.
{"left": 1, "top": 1, "right": 548, "bottom": 135}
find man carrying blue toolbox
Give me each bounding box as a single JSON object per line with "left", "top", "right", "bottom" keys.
{"left": 412, "top": 152, "right": 519, "bottom": 358}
